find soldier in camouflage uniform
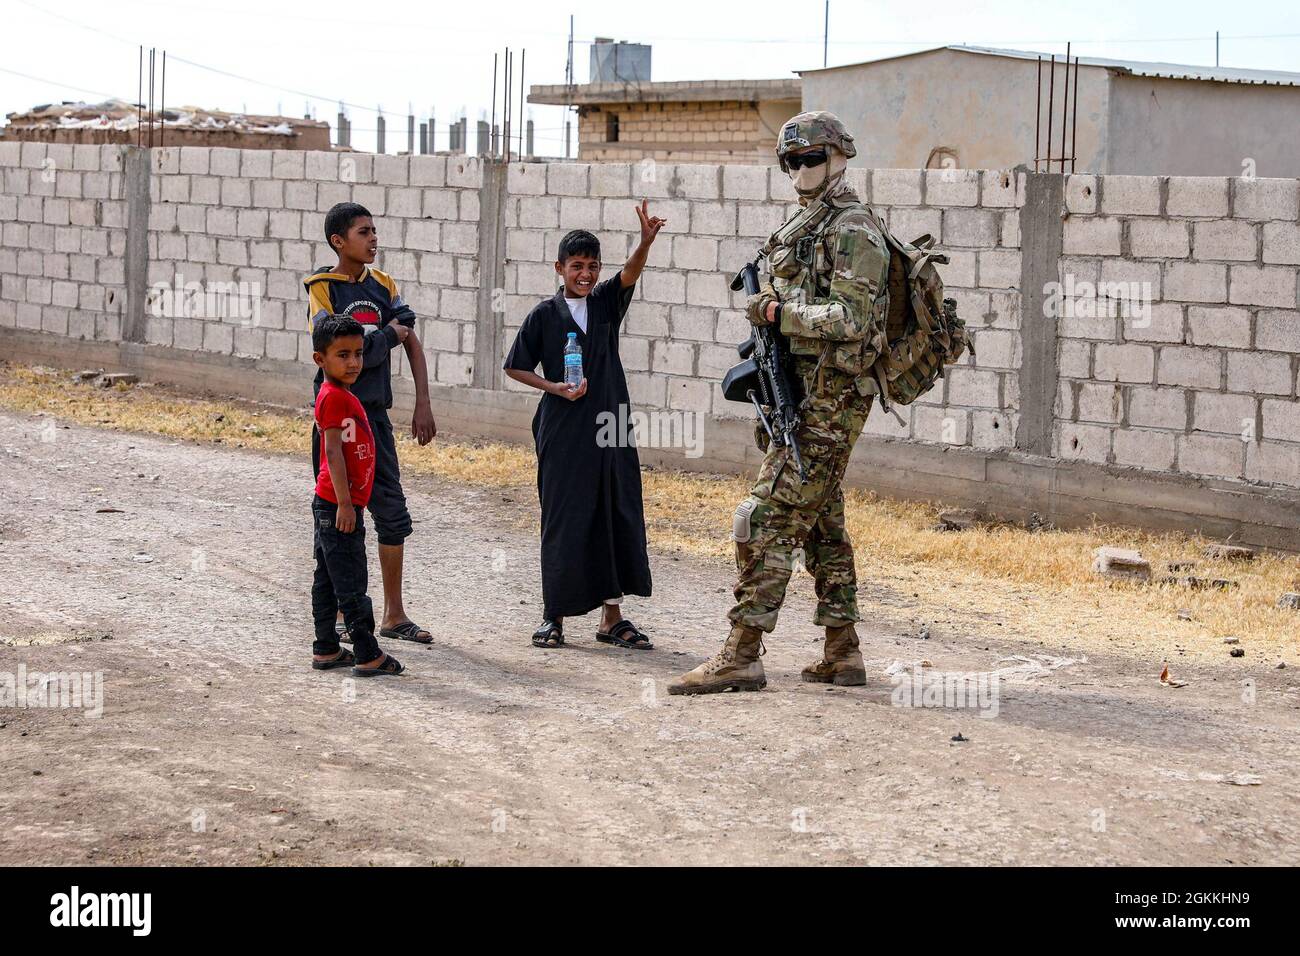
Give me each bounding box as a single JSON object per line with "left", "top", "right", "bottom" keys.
{"left": 669, "top": 111, "right": 891, "bottom": 696}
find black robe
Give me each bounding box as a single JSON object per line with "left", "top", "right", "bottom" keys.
{"left": 503, "top": 272, "right": 653, "bottom": 620}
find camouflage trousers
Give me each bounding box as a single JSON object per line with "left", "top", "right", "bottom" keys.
{"left": 729, "top": 366, "right": 873, "bottom": 633}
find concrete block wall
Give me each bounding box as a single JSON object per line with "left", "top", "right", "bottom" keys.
{"left": 498, "top": 162, "right": 1024, "bottom": 455}
{"left": 1054, "top": 173, "right": 1300, "bottom": 487}
{"left": 0, "top": 141, "right": 131, "bottom": 342}
{"left": 1, "top": 145, "right": 1298, "bottom": 522}
{"left": 0, "top": 142, "right": 484, "bottom": 390}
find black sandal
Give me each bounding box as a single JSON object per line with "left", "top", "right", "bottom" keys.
{"left": 596, "top": 619, "right": 654, "bottom": 650}
{"left": 531, "top": 620, "right": 564, "bottom": 648}
{"left": 353, "top": 653, "right": 404, "bottom": 677}
{"left": 379, "top": 620, "right": 433, "bottom": 644}
{"left": 312, "top": 647, "right": 356, "bottom": 670}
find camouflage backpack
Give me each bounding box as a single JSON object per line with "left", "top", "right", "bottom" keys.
{"left": 866, "top": 220, "right": 972, "bottom": 410}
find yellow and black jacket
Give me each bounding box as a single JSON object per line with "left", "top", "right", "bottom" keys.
{"left": 304, "top": 265, "right": 416, "bottom": 408}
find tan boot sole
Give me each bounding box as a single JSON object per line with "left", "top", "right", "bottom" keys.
{"left": 668, "top": 676, "right": 767, "bottom": 696}
{"left": 801, "top": 668, "right": 867, "bottom": 686}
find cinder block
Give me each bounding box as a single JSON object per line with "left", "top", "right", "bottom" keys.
{"left": 1100, "top": 175, "right": 1161, "bottom": 215}
{"left": 946, "top": 366, "right": 1001, "bottom": 407}
{"left": 1163, "top": 261, "right": 1226, "bottom": 303}
{"left": 1063, "top": 216, "right": 1121, "bottom": 255}
{"left": 1193, "top": 391, "right": 1256, "bottom": 437}
{"left": 978, "top": 250, "right": 1019, "bottom": 289}
{"left": 546, "top": 163, "right": 587, "bottom": 197}
{"left": 1246, "top": 440, "right": 1300, "bottom": 486}
{"left": 237, "top": 208, "right": 268, "bottom": 238}
{"left": 1263, "top": 221, "right": 1300, "bottom": 264}
{"left": 386, "top": 187, "right": 421, "bottom": 218}
{"left": 405, "top": 220, "right": 441, "bottom": 252}
{"left": 669, "top": 305, "right": 715, "bottom": 342}
{"left": 1123, "top": 302, "right": 1183, "bottom": 344}
{"left": 925, "top": 169, "right": 979, "bottom": 206}
{"left": 240, "top": 149, "right": 272, "bottom": 178}
{"left": 737, "top": 203, "right": 784, "bottom": 237}
{"left": 0, "top": 141, "right": 22, "bottom": 167}
{"left": 890, "top": 208, "right": 942, "bottom": 243}
{"left": 445, "top": 157, "right": 482, "bottom": 189}
{"left": 151, "top": 147, "right": 179, "bottom": 175}
{"left": 1158, "top": 345, "right": 1221, "bottom": 388}
{"left": 641, "top": 270, "right": 686, "bottom": 304}
{"left": 943, "top": 208, "right": 998, "bottom": 247}
{"left": 1187, "top": 305, "right": 1251, "bottom": 348}
{"left": 591, "top": 163, "right": 631, "bottom": 197}
{"left": 1229, "top": 264, "right": 1296, "bottom": 307}
{"left": 769, "top": 168, "right": 797, "bottom": 203}
{"left": 1166, "top": 177, "right": 1228, "bottom": 217}
{"left": 670, "top": 235, "right": 718, "bottom": 272}
{"left": 270, "top": 150, "right": 306, "bottom": 180}
{"left": 1129, "top": 219, "right": 1189, "bottom": 259}
{"left": 1262, "top": 398, "right": 1300, "bottom": 442}
{"left": 723, "top": 165, "right": 767, "bottom": 201}
{"left": 668, "top": 164, "right": 721, "bottom": 199}
{"left": 1193, "top": 220, "right": 1257, "bottom": 261}
{"left": 1233, "top": 177, "right": 1299, "bottom": 221}
{"left": 983, "top": 169, "right": 1022, "bottom": 209}
{"left": 912, "top": 406, "right": 969, "bottom": 445}
{"left": 422, "top": 189, "right": 458, "bottom": 221}
{"left": 872, "top": 169, "right": 921, "bottom": 205}
{"left": 303, "top": 150, "right": 338, "bottom": 182}
{"left": 689, "top": 201, "right": 736, "bottom": 237}
{"left": 252, "top": 179, "right": 284, "bottom": 208}
{"left": 1178, "top": 433, "right": 1244, "bottom": 480}
{"left": 1227, "top": 351, "right": 1292, "bottom": 395}
{"left": 1113, "top": 428, "right": 1177, "bottom": 471}
{"left": 507, "top": 163, "right": 546, "bottom": 195}
{"left": 1129, "top": 386, "right": 1187, "bottom": 430}
{"left": 1256, "top": 310, "right": 1300, "bottom": 352}
{"left": 652, "top": 340, "right": 694, "bottom": 376}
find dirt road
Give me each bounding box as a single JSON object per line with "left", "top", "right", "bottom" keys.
{"left": 1, "top": 407, "right": 1297, "bottom": 865}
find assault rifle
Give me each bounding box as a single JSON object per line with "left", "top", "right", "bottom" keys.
{"left": 720, "top": 255, "right": 806, "bottom": 482}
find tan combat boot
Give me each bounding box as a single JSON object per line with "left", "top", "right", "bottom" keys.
{"left": 667, "top": 625, "right": 766, "bottom": 695}
{"left": 801, "top": 623, "right": 867, "bottom": 686}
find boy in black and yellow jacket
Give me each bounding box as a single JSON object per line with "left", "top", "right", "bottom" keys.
{"left": 304, "top": 202, "right": 438, "bottom": 646}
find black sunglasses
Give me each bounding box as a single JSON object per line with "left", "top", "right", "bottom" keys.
{"left": 785, "top": 148, "right": 828, "bottom": 171}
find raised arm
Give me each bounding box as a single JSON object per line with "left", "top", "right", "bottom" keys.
{"left": 620, "top": 199, "right": 667, "bottom": 288}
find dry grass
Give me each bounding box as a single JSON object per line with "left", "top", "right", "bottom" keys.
{"left": 3, "top": 361, "right": 1296, "bottom": 666}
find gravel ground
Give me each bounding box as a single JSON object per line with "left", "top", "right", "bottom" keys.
{"left": 1, "top": 408, "right": 1297, "bottom": 865}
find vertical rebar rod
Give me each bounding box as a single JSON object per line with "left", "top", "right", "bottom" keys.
{"left": 137, "top": 46, "right": 143, "bottom": 148}
{"left": 519, "top": 49, "right": 526, "bottom": 159}
{"left": 1059, "top": 43, "right": 1071, "bottom": 173}
{"left": 160, "top": 51, "right": 166, "bottom": 149}
{"left": 1046, "top": 54, "right": 1055, "bottom": 172}
{"left": 1071, "top": 54, "right": 1080, "bottom": 173}
{"left": 491, "top": 52, "right": 498, "bottom": 159}
{"left": 1034, "top": 56, "right": 1041, "bottom": 172}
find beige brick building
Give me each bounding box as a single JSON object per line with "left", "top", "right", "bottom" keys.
{"left": 529, "top": 79, "right": 801, "bottom": 165}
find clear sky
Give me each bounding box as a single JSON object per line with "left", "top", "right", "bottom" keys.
{"left": 5, "top": 0, "right": 1300, "bottom": 156}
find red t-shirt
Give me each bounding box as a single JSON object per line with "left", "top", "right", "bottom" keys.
{"left": 313, "top": 380, "right": 376, "bottom": 507}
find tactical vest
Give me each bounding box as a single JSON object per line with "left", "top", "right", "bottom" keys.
{"left": 761, "top": 183, "right": 890, "bottom": 397}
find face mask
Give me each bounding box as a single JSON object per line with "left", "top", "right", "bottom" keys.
{"left": 788, "top": 148, "right": 848, "bottom": 199}
{"left": 790, "top": 162, "right": 828, "bottom": 197}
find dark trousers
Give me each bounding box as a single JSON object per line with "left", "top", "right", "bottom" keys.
{"left": 311, "top": 404, "right": 412, "bottom": 547}
{"left": 311, "top": 495, "right": 382, "bottom": 664}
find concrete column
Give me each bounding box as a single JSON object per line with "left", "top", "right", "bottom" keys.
{"left": 473, "top": 159, "right": 508, "bottom": 390}
{"left": 1014, "top": 172, "right": 1064, "bottom": 456}
{"left": 122, "top": 146, "right": 151, "bottom": 344}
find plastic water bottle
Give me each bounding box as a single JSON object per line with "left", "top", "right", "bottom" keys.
{"left": 563, "top": 332, "right": 583, "bottom": 388}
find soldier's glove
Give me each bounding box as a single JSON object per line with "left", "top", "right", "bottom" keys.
{"left": 745, "top": 283, "right": 780, "bottom": 327}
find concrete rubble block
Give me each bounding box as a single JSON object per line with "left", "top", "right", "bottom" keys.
{"left": 1277, "top": 593, "right": 1300, "bottom": 610}
{"left": 96, "top": 372, "right": 138, "bottom": 388}
{"left": 1202, "top": 543, "right": 1256, "bottom": 562}
{"left": 1091, "top": 546, "right": 1152, "bottom": 581}
{"left": 934, "top": 508, "right": 979, "bottom": 531}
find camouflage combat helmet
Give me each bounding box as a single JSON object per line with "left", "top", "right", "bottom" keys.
{"left": 776, "top": 110, "right": 857, "bottom": 168}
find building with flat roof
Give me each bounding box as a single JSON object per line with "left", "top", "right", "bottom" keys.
{"left": 529, "top": 78, "right": 802, "bottom": 165}
{"left": 798, "top": 45, "right": 1300, "bottom": 177}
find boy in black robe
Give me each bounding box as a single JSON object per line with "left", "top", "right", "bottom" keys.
{"left": 504, "top": 202, "right": 666, "bottom": 650}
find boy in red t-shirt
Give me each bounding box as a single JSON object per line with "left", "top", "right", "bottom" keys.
{"left": 310, "top": 315, "right": 403, "bottom": 676}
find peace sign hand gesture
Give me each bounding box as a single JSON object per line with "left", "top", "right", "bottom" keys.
{"left": 634, "top": 199, "right": 667, "bottom": 246}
